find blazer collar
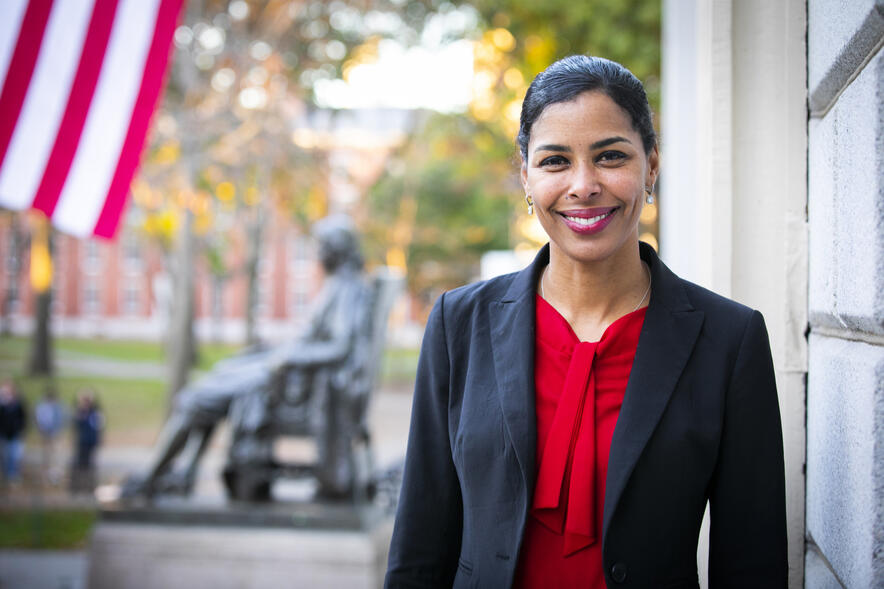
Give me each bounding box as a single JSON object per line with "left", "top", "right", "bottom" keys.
{"left": 488, "top": 245, "right": 548, "bottom": 496}
{"left": 602, "top": 242, "right": 705, "bottom": 543}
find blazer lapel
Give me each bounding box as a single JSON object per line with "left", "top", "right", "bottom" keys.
{"left": 602, "top": 244, "right": 705, "bottom": 541}
{"left": 489, "top": 247, "right": 548, "bottom": 496}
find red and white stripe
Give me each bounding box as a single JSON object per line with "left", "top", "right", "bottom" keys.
{"left": 0, "top": 0, "right": 183, "bottom": 239}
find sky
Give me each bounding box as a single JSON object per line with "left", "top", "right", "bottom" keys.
{"left": 313, "top": 3, "right": 478, "bottom": 112}
{"left": 313, "top": 38, "right": 474, "bottom": 112}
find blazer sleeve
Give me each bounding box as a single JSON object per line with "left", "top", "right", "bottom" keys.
{"left": 708, "top": 310, "right": 788, "bottom": 588}
{"left": 385, "top": 294, "right": 463, "bottom": 588}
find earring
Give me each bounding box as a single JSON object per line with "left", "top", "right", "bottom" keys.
{"left": 644, "top": 187, "right": 655, "bottom": 205}
{"left": 525, "top": 193, "right": 534, "bottom": 215}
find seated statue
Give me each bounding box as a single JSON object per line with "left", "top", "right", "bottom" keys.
{"left": 123, "top": 215, "right": 373, "bottom": 501}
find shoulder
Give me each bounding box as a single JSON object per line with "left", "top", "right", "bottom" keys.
{"left": 673, "top": 276, "right": 768, "bottom": 350}
{"left": 419, "top": 271, "right": 523, "bottom": 351}
{"left": 442, "top": 272, "right": 517, "bottom": 308}
{"left": 432, "top": 271, "right": 519, "bottom": 323}
{"left": 679, "top": 278, "right": 754, "bottom": 321}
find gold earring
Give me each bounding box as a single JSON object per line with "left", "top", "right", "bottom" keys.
{"left": 644, "top": 187, "right": 655, "bottom": 205}
{"left": 525, "top": 193, "right": 534, "bottom": 215}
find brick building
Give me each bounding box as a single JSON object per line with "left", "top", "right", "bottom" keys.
{"left": 0, "top": 210, "right": 318, "bottom": 343}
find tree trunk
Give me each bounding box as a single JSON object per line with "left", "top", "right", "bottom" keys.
{"left": 211, "top": 275, "right": 224, "bottom": 343}
{"left": 27, "top": 289, "right": 52, "bottom": 375}
{"left": 244, "top": 202, "right": 264, "bottom": 347}
{"left": 27, "top": 226, "right": 53, "bottom": 375}
{"left": 165, "top": 208, "right": 196, "bottom": 403}
{"left": 1, "top": 215, "right": 23, "bottom": 336}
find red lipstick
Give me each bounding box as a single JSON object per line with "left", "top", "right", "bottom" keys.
{"left": 558, "top": 206, "right": 619, "bottom": 235}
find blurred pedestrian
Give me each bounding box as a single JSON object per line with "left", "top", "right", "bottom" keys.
{"left": 70, "top": 389, "right": 103, "bottom": 495}
{"left": 35, "top": 386, "right": 66, "bottom": 485}
{"left": 0, "top": 379, "right": 27, "bottom": 484}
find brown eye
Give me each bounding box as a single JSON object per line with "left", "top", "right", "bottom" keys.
{"left": 540, "top": 155, "right": 568, "bottom": 167}
{"left": 597, "top": 150, "right": 627, "bottom": 163}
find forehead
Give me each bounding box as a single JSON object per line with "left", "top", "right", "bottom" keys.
{"left": 529, "top": 91, "right": 636, "bottom": 146}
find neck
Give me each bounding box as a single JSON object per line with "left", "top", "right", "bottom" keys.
{"left": 541, "top": 241, "right": 648, "bottom": 341}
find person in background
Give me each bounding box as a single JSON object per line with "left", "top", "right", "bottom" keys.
{"left": 0, "top": 379, "right": 27, "bottom": 485}
{"left": 70, "top": 389, "right": 103, "bottom": 495}
{"left": 35, "top": 386, "right": 66, "bottom": 485}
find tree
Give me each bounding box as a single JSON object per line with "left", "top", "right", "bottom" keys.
{"left": 26, "top": 214, "right": 53, "bottom": 376}
{"left": 134, "top": 0, "right": 454, "bottom": 398}
{"left": 0, "top": 212, "right": 25, "bottom": 337}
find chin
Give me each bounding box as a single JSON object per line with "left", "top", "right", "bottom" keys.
{"left": 551, "top": 235, "right": 639, "bottom": 266}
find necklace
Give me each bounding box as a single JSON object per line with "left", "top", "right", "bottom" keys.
{"left": 540, "top": 263, "right": 652, "bottom": 313}
{"left": 632, "top": 263, "right": 652, "bottom": 312}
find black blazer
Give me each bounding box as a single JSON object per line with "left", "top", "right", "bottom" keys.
{"left": 386, "top": 243, "right": 787, "bottom": 588}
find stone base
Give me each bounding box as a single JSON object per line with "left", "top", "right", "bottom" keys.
{"left": 88, "top": 503, "right": 393, "bottom": 589}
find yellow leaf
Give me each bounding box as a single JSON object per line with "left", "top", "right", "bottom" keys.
{"left": 216, "top": 181, "right": 235, "bottom": 202}
{"left": 244, "top": 186, "right": 260, "bottom": 206}
{"left": 386, "top": 247, "right": 407, "bottom": 271}
{"left": 490, "top": 28, "right": 516, "bottom": 53}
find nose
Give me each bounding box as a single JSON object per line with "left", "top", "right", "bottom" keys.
{"left": 567, "top": 161, "right": 601, "bottom": 200}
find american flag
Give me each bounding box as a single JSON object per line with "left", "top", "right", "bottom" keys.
{"left": 0, "top": 0, "right": 183, "bottom": 239}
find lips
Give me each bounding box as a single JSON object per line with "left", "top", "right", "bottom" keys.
{"left": 558, "top": 206, "right": 619, "bottom": 234}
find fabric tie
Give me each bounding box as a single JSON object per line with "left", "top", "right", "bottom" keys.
{"left": 531, "top": 340, "right": 598, "bottom": 555}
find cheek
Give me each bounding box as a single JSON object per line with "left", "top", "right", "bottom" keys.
{"left": 602, "top": 169, "right": 643, "bottom": 192}
{"left": 528, "top": 175, "right": 564, "bottom": 203}
{"left": 612, "top": 178, "right": 646, "bottom": 208}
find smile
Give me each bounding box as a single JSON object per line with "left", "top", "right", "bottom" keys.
{"left": 563, "top": 211, "right": 613, "bottom": 225}
{"left": 558, "top": 207, "right": 619, "bottom": 234}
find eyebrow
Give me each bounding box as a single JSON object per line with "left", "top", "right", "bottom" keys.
{"left": 590, "top": 136, "right": 631, "bottom": 149}
{"left": 532, "top": 136, "right": 632, "bottom": 155}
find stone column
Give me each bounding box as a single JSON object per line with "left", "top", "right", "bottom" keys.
{"left": 662, "top": 1, "right": 808, "bottom": 586}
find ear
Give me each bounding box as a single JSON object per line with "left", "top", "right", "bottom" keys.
{"left": 646, "top": 144, "right": 660, "bottom": 188}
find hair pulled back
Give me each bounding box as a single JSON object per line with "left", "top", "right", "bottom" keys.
{"left": 517, "top": 55, "right": 656, "bottom": 160}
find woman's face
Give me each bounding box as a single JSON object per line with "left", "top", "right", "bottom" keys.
{"left": 521, "top": 90, "right": 658, "bottom": 267}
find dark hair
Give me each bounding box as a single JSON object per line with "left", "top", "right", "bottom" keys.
{"left": 517, "top": 55, "right": 656, "bottom": 160}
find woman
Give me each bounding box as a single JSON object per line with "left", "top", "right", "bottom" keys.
{"left": 385, "top": 56, "right": 787, "bottom": 588}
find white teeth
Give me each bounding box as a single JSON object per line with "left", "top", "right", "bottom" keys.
{"left": 563, "top": 211, "right": 612, "bottom": 225}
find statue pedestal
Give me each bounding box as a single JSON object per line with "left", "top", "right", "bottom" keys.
{"left": 88, "top": 497, "right": 393, "bottom": 589}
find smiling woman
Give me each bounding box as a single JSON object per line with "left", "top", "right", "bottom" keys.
{"left": 520, "top": 89, "right": 658, "bottom": 341}
{"left": 385, "top": 56, "right": 787, "bottom": 589}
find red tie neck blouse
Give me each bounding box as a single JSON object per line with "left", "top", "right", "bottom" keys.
{"left": 515, "top": 294, "right": 646, "bottom": 588}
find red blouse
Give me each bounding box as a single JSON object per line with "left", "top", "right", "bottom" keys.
{"left": 514, "top": 295, "right": 646, "bottom": 588}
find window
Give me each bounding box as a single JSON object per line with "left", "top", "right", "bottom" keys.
{"left": 82, "top": 279, "right": 100, "bottom": 315}
{"left": 121, "top": 279, "right": 140, "bottom": 315}
{"left": 122, "top": 232, "right": 141, "bottom": 272}
{"left": 83, "top": 240, "right": 101, "bottom": 275}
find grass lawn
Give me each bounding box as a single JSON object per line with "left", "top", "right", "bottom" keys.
{"left": 0, "top": 334, "right": 418, "bottom": 445}
{"left": 0, "top": 509, "right": 96, "bottom": 549}
{"left": 13, "top": 374, "right": 167, "bottom": 445}
{"left": 380, "top": 346, "right": 420, "bottom": 387}
{"left": 0, "top": 335, "right": 241, "bottom": 371}
{"left": 54, "top": 337, "right": 242, "bottom": 371}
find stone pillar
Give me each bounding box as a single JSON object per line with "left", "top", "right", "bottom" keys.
{"left": 662, "top": 1, "right": 808, "bottom": 586}
{"left": 806, "top": 2, "right": 884, "bottom": 587}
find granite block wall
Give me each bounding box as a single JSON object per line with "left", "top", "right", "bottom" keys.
{"left": 806, "top": 336, "right": 884, "bottom": 587}
{"left": 808, "top": 0, "right": 884, "bottom": 115}
{"left": 807, "top": 1, "right": 884, "bottom": 587}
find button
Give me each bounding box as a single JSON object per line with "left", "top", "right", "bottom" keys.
{"left": 611, "top": 562, "right": 627, "bottom": 583}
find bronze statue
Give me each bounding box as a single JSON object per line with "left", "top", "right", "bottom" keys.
{"left": 123, "top": 215, "right": 385, "bottom": 501}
